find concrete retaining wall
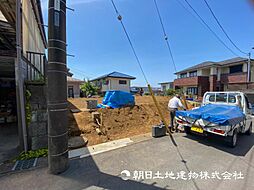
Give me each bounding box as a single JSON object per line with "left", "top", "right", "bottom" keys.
{"left": 26, "top": 83, "right": 48, "bottom": 150}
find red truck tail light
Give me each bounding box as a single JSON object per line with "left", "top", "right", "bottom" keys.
{"left": 213, "top": 129, "right": 225, "bottom": 134}
{"left": 177, "top": 119, "right": 184, "bottom": 124}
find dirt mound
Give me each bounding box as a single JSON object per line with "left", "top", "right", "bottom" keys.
{"left": 98, "top": 103, "right": 169, "bottom": 140}
{"left": 68, "top": 96, "right": 170, "bottom": 146}
{"left": 68, "top": 96, "right": 197, "bottom": 146}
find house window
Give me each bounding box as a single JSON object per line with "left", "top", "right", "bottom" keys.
{"left": 229, "top": 64, "right": 243, "bottom": 74}
{"left": 119, "top": 80, "right": 127, "bottom": 85}
{"left": 189, "top": 70, "right": 197, "bottom": 77}
{"left": 102, "top": 80, "right": 109, "bottom": 85}
{"left": 180, "top": 73, "right": 187, "bottom": 78}
{"left": 187, "top": 87, "right": 198, "bottom": 95}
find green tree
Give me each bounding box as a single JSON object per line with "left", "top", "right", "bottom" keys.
{"left": 165, "top": 88, "right": 183, "bottom": 96}
{"left": 80, "top": 80, "right": 98, "bottom": 97}
{"left": 165, "top": 89, "right": 176, "bottom": 96}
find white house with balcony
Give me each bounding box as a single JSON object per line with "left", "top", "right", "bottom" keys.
{"left": 90, "top": 72, "right": 136, "bottom": 93}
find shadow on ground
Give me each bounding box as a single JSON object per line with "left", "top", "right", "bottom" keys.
{"left": 183, "top": 132, "right": 254, "bottom": 156}
{"left": 58, "top": 156, "right": 166, "bottom": 190}
{"left": 0, "top": 123, "right": 19, "bottom": 164}
{"left": 61, "top": 100, "right": 166, "bottom": 189}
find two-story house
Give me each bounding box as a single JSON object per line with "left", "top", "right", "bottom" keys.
{"left": 0, "top": 0, "right": 47, "bottom": 160}
{"left": 91, "top": 71, "right": 136, "bottom": 94}
{"left": 174, "top": 57, "right": 254, "bottom": 100}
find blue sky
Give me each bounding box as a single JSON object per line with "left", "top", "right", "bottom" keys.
{"left": 41, "top": 0, "right": 254, "bottom": 87}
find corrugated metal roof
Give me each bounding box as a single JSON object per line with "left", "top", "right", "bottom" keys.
{"left": 175, "top": 57, "right": 249, "bottom": 74}
{"left": 91, "top": 71, "right": 136, "bottom": 81}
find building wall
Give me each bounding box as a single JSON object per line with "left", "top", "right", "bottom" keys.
{"left": 99, "top": 77, "right": 131, "bottom": 92}
{"left": 174, "top": 76, "right": 199, "bottom": 86}
{"left": 251, "top": 64, "right": 254, "bottom": 82}
{"left": 67, "top": 82, "right": 81, "bottom": 98}
{"left": 22, "top": 0, "right": 45, "bottom": 55}
{"left": 160, "top": 83, "right": 173, "bottom": 92}
{"left": 203, "top": 68, "right": 210, "bottom": 76}
{"left": 174, "top": 61, "right": 254, "bottom": 99}
{"left": 209, "top": 75, "right": 217, "bottom": 91}
{"left": 225, "top": 83, "right": 254, "bottom": 92}
{"left": 210, "top": 67, "right": 217, "bottom": 75}
{"left": 198, "top": 76, "right": 210, "bottom": 98}
{"left": 101, "top": 82, "right": 110, "bottom": 92}
{"left": 109, "top": 77, "right": 131, "bottom": 92}
{"left": 221, "top": 73, "right": 248, "bottom": 84}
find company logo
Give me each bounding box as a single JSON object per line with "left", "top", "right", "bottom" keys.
{"left": 121, "top": 170, "right": 131, "bottom": 180}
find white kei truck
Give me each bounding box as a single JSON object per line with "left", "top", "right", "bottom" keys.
{"left": 175, "top": 92, "right": 253, "bottom": 147}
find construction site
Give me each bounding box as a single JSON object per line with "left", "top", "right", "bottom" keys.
{"left": 68, "top": 96, "right": 171, "bottom": 146}
{"left": 1, "top": 0, "right": 254, "bottom": 189}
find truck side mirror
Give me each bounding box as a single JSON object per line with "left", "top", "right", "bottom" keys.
{"left": 248, "top": 103, "right": 252, "bottom": 109}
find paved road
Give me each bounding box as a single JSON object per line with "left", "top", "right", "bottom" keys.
{"left": 0, "top": 127, "right": 254, "bottom": 190}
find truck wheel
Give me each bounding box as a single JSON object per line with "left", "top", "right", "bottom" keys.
{"left": 184, "top": 126, "right": 191, "bottom": 135}
{"left": 228, "top": 130, "right": 238, "bottom": 148}
{"left": 246, "top": 122, "right": 252, "bottom": 136}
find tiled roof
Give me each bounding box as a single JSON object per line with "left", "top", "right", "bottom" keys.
{"left": 91, "top": 71, "right": 136, "bottom": 81}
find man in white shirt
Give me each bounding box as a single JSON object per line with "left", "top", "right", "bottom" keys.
{"left": 168, "top": 94, "right": 185, "bottom": 131}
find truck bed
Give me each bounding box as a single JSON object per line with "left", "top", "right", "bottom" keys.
{"left": 176, "top": 104, "right": 245, "bottom": 126}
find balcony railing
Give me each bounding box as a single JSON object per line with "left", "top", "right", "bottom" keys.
{"left": 174, "top": 76, "right": 210, "bottom": 87}
{"left": 221, "top": 73, "right": 247, "bottom": 84}
{"left": 25, "top": 51, "right": 47, "bottom": 82}
{"left": 174, "top": 76, "right": 199, "bottom": 86}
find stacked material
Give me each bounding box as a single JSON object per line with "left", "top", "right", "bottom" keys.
{"left": 97, "top": 91, "right": 135, "bottom": 109}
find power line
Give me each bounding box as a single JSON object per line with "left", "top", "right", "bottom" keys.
{"left": 203, "top": 0, "right": 248, "bottom": 55}
{"left": 179, "top": 0, "right": 238, "bottom": 56}
{"left": 153, "top": 0, "right": 177, "bottom": 72}
{"left": 68, "top": 67, "right": 92, "bottom": 79}
{"left": 110, "top": 0, "right": 149, "bottom": 84}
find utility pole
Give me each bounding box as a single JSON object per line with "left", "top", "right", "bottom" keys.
{"left": 48, "top": 0, "right": 69, "bottom": 174}
{"left": 247, "top": 52, "right": 251, "bottom": 83}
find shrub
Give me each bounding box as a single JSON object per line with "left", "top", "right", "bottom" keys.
{"left": 80, "top": 80, "right": 99, "bottom": 97}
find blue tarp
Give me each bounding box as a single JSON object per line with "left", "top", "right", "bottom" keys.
{"left": 97, "top": 90, "right": 135, "bottom": 109}
{"left": 176, "top": 104, "right": 245, "bottom": 126}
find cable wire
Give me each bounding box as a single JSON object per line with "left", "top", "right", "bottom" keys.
{"left": 203, "top": 0, "right": 248, "bottom": 55}
{"left": 181, "top": 0, "right": 238, "bottom": 56}
{"left": 110, "top": 0, "right": 149, "bottom": 84}
{"left": 68, "top": 67, "right": 92, "bottom": 79}
{"left": 153, "top": 0, "right": 177, "bottom": 72}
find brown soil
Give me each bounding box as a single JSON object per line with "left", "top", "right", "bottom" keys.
{"left": 68, "top": 96, "right": 171, "bottom": 146}
{"left": 67, "top": 95, "right": 196, "bottom": 146}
